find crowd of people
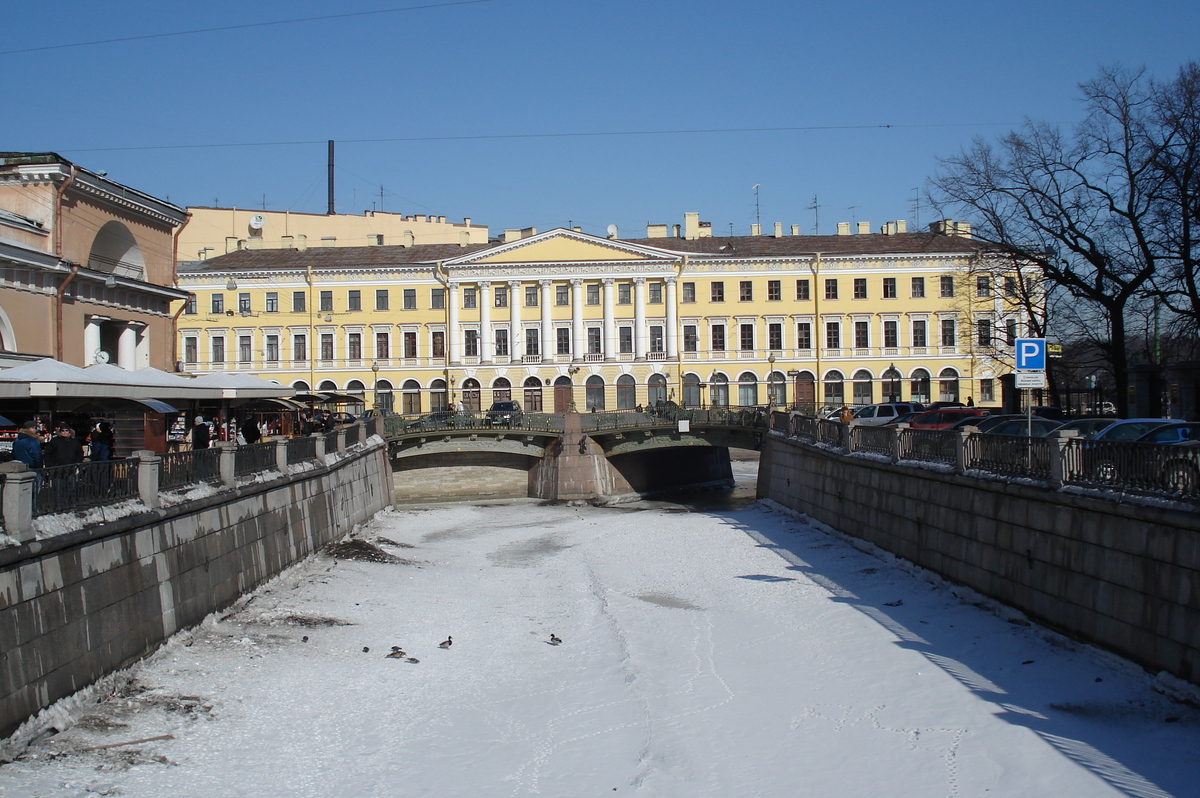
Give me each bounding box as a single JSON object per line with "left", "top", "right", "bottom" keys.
{"left": 11, "top": 420, "right": 115, "bottom": 469}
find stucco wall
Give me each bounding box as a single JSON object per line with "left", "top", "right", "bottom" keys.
{"left": 0, "top": 441, "right": 394, "bottom": 738}
{"left": 758, "top": 434, "right": 1200, "bottom": 686}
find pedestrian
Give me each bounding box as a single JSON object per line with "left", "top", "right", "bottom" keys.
{"left": 44, "top": 425, "right": 85, "bottom": 466}
{"left": 839, "top": 406, "right": 854, "bottom": 425}
{"left": 301, "top": 413, "right": 314, "bottom": 435}
{"left": 90, "top": 421, "right": 115, "bottom": 461}
{"left": 966, "top": 396, "right": 975, "bottom": 407}
{"left": 240, "top": 417, "right": 261, "bottom": 444}
{"left": 12, "top": 420, "right": 44, "bottom": 468}
{"left": 455, "top": 399, "right": 466, "bottom": 415}
{"left": 191, "top": 416, "right": 211, "bottom": 450}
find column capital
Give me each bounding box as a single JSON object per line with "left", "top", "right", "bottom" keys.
{"left": 539, "top": 278, "right": 553, "bottom": 287}
{"left": 602, "top": 277, "right": 615, "bottom": 286}
{"left": 477, "top": 280, "right": 492, "bottom": 289}
{"left": 633, "top": 276, "right": 646, "bottom": 285}
{"left": 508, "top": 279, "right": 521, "bottom": 288}
{"left": 447, "top": 282, "right": 460, "bottom": 292}
{"left": 570, "top": 277, "right": 583, "bottom": 286}
{"left": 664, "top": 276, "right": 678, "bottom": 285}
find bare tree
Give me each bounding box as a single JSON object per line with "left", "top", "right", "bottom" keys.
{"left": 929, "top": 64, "right": 1172, "bottom": 416}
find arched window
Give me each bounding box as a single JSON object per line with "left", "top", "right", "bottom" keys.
{"left": 682, "top": 372, "right": 702, "bottom": 408}
{"left": 430, "top": 378, "right": 448, "bottom": 412}
{"left": 882, "top": 365, "right": 903, "bottom": 403}
{"left": 709, "top": 373, "right": 729, "bottom": 407}
{"left": 492, "top": 377, "right": 512, "bottom": 404}
{"left": 738, "top": 372, "right": 759, "bottom": 407}
{"left": 461, "top": 378, "right": 481, "bottom": 413}
{"left": 318, "top": 380, "right": 338, "bottom": 392}
{"left": 346, "top": 380, "right": 367, "bottom": 415}
{"left": 768, "top": 371, "right": 787, "bottom": 406}
{"left": 375, "top": 379, "right": 394, "bottom": 413}
{"left": 616, "top": 374, "right": 636, "bottom": 409}
{"left": 523, "top": 376, "right": 543, "bottom": 412}
{"left": 401, "top": 379, "right": 421, "bottom": 414}
{"left": 823, "top": 370, "right": 845, "bottom": 409}
{"left": 939, "top": 368, "right": 960, "bottom": 403}
{"left": 910, "top": 369, "right": 931, "bottom": 405}
{"left": 794, "top": 371, "right": 816, "bottom": 414}
{"left": 852, "top": 369, "right": 874, "bottom": 406}
{"left": 647, "top": 373, "right": 668, "bottom": 406}
{"left": 585, "top": 375, "right": 605, "bottom": 411}
{"left": 88, "top": 220, "right": 145, "bottom": 278}
{"left": 292, "top": 380, "right": 310, "bottom": 393}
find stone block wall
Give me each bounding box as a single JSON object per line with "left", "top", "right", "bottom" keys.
{"left": 759, "top": 434, "right": 1200, "bottom": 686}
{"left": 0, "top": 441, "right": 394, "bottom": 738}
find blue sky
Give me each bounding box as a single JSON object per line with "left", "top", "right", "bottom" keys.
{"left": 6, "top": 0, "right": 1199, "bottom": 238}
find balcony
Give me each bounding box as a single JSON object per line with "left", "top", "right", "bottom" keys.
{"left": 647, "top": 351, "right": 668, "bottom": 361}
{"left": 522, "top": 354, "right": 542, "bottom": 364}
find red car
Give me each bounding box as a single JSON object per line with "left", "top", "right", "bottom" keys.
{"left": 906, "top": 408, "right": 988, "bottom": 430}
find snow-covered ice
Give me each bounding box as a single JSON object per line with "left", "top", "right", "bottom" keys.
{"left": 2, "top": 462, "right": 1198, "bottom": 797}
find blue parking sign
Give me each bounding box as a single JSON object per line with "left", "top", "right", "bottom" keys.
{"left": 1015, "top": 338, "right": 1046, "bottom": 370}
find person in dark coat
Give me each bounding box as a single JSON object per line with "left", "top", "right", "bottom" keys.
{"left": 240, "top": 417, "right": 261, "bottom": 444}
{"left": 90, "top": 421, "right": 115, "bottom": 461}
{"left": 322, "top": 411, "right": 336, "bottom": 433}
{"left": 12, "top": 421, "right": 44, "bottom": 468}
{"left": 43, "top": 425, "right": 84, "bottom": 466}
{"left": 191, "top": 416, "right": 211, "bottom": 450}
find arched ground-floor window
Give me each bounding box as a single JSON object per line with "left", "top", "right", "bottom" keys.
{"left": 375, "top": 379, "right": 394, "bottom": 413}
{"left": 939, "top": 368, "right": 960, "bottom": 403}
{"left": 523, "top": 377, "right": 543, "bottom": 411}
{"left": 852, "top": 369, "right": 873, "bottom": 406}
{"left": 430, "top": 379, "right": 448, "bottom": 412}
{"left": 710, "top": 374, "right": 729, "bottom": 407}
{"left": 585, "top": 375, "right": 605, "bottom": 411}
{"left": 346, "top": 380, "right": 367, "bottom": 415}
{"left": 553, "top": 376, "right": 573, "bottom": 412}
{"left": 648, "top": 373, "right": 667, "bottom": 406}
{"left": 616, "top": 375, "right": 636, "bottom": 409}
{"left": 682, "top": 372, "right": 702, "bottom": 407}
{"left": 492, "top": 377, "right": 511, "bottom": 404}
{"left": 738, "top": 372, "right": 759, "bottom": 407}
{"left": 767, "top": 371, "right": 786, "bottom": 406}
{"left": 794, "top": 372, "right": 816, "bottom": 413}
{"left": 401, "top": 379, "right": 421, "bottom": 414}
{"left": 461, "top": 378, "right": 481, "bottom": 413}
{"left": 824, "top": 370, "right": 845, "bottom": 409}
{"left": 910, "top": 369, "right": 931, "bottom": 405}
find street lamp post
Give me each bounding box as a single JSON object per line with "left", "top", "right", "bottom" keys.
{"left": 767, "top": 353, "right": 777, "bottom": 409}
{"left": 371, "top": 361, "right": 380, "bottom": 410}
{"left": 886, "top": 362, "right": 900, "bottom": 403}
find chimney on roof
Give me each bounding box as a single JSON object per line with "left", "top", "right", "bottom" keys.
{"left": 773, "top": 222, "right": 783, "bottom": 238}
{"left": 791, "top": 225, "right": 800, "bottom": 236}
{"left": 459, "top": 230, "right": 470, "bottom": 247}
{"left": 296, "top": 234, "right": 307, "bottom": 251}
{"left": 226, "top": 236, "right": 239, "bottom": 253}
{"left": 929, "top": 219, "right": 971, "bottom": 238}
{"left": 836, "top": 222, "right": 850, "bottom": 236}
{"left": 503, "top": 229, "right": 520, "bottom": 243}
{"left": 464, "top": 217, "right": 471, "bottom": 226}
{"left": 402, "top": 230, "right": 414, "bottom": 247}
{"left": 646, "top": 223, "right": 668, "bottom": 238}
{"left": 750, "top": 223, "right": 761, "bottom": 236}
{"left": 857, "top": 221, "right": 870, "bottom": 234}
{"left": 684, "top": 212, "right": 701, "bottom": 240}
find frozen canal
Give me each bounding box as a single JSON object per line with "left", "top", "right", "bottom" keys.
{"left": 3, "top": 459, "right": 1199, "bottom": 797}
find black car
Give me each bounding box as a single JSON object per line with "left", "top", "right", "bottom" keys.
{"left": 485, "top": 401, "right": 523, "bottom": 427}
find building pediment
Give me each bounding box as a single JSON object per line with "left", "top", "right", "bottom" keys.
{"left": 445, "top": 228, "right": 681, "bottom": 267}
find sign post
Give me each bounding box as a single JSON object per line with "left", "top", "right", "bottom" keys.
{"left": 1014, "top": 339, "right": 1047, "bottom": 439}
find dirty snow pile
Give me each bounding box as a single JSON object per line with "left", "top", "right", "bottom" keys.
{"left": 2, "top": 490, "right": 1198, "bottom": 797}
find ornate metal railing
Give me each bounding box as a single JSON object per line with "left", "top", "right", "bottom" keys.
{"left": 850, "top": 424, "right": 895, "bottom": 457}
{"left": 160, "top": 448, "right": 222, "bottom": 490}
{"left": 1062, "top": 438, "right": 1200, "bottom": 497}
{"left": 34, "top": 459, "right": 140, "bottom": 517}
{"left": 235, "top": 442, "right": 278, "bottom": 477}
{"left": 323, "top": 430, "right": 340, "bottom": 453}
{"left": 344, "top": 424, "right": 360, "bottom": 447}
{"left": 288, "top": 436, "right": 317, "bottom": 464}
{"left": 898, "top": 428, "right": 957, "bottom": 465}
{"left": 966, "top": 433, "right": 1053, "bottom": 480}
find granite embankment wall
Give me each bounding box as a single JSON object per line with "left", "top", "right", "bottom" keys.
{"left": 758, "top": 433, "right": 1200, "bottom": 686}
{"left": 0, "top": 440, "right": 394, "bottom": 738}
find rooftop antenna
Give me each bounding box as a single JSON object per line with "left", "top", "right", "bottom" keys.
{"left": 848, "top": 205, "right": 858, "bottom": 226}
{"left": 808, "top": 195, "right": 820, "bottom": 235}
{"left": 379, "top": 185, "right": 385, "bottom": 213}
{"left": 261, "top": 193, "right": 268, "bottom": 211}
{"left": 911, "top": 187, "right": 921, "bottom": 230}
{"left": 753, "top": 184, "right": 761, "bottom": 227}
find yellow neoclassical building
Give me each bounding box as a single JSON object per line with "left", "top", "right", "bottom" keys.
{"left": 175, "top": 215, "right": 1028, "bottom": 415}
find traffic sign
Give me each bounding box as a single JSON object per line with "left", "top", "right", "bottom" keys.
{"left": 1015, "top": 371, "right": 1046, "bottom": 389}
{"left": 1015, "top": 338, "right": 1046, "bottom": 370}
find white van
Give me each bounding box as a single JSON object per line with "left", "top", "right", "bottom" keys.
{"left": 851, "top": 402, "right": 926, "bottom": 426}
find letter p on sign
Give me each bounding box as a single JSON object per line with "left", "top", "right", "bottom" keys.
{"left": 1015, "top": 338, "right": 1046, "bottom": 370}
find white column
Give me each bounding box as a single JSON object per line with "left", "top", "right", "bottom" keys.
{"left": 634, "top": 278, "right": 647, "bottom": 360}
{"left": 602, "top": 278, "right": 615, "bottom": 361}
{"left": 478, "top": 281, "right": 492, "bottom": 363}
{"left": 570, "top": 279, "right": 584, "bottom": 361}
{"left": 117, "top": 323, "right": 138, "bottom": 369}
{"left": 84, "top": 317, "right": 103, "bottom": 365}
{"left": 508, "top": 280, "right": 521, "bottom": 364}
{"left": 540, "top": 279, "right": 553, "bottom": 361}
{"left": 665, "top": 277, "right": 679, "bottom": 358}
{"left": 447, "top": 283, "right": 460, "bottom": 365}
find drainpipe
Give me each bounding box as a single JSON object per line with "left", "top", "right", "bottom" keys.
{"left": 811, "top": 252, "right": 821, "bottom": 412}
{"left": 53, "top": 165, "right": 79, "bottom": 362}
{"left": 170, "top": 210, "right": 192, "bottom": 371}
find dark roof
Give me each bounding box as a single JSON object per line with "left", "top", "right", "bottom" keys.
{"left": 182, "top": 231, "right": 988, "bottom": 273}
{"left": 624, "top": 232, "right": 989, "bottom": 257}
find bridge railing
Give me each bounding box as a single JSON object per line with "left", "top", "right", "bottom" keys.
{"left": 384, "top": 407, "right": 769, "bottom": 438}
{"left": 776, "top": 413, "right": 1200, "bottom": 503}
{"left": 0, "top": 419, "right": 378, "bottom": 542}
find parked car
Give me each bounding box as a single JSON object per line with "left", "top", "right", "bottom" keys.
{"left": 1091, "top": 419, "right": 1172, "bottom": 442}
{"left": 882, "top": 411, "right": 923, "bottom": 427}
{"left": 946, "top": 414, "right": 1025, "bottom": 433}
{"left": 403, "top": 410, "right": 459, "bottom": 431}
{"left": 1028, "top": 406, "right": 1067, "bottom": 421}
{"left": 906, "top": 408, "right": 988, "bottom": 430}
{"left": 1076, "top": 418, "right": 1174, "bottom": 484}
{"left": 851, "top": 402, "right": 926, "bottom": 426}
{"left": 484, "top": 400, "right": 523, "bottom": 427}
{"left": 1134, "top": 422, "right": 1200, "bottom": 445}
{"left": 982, "top": 417, "right": 1064, "bottom": 437}
{"left": 926, "top": 401, "right": 966, "bottom": 411}
{"left": 1054, "top": 418, "right": 1117, "bottom": 439}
